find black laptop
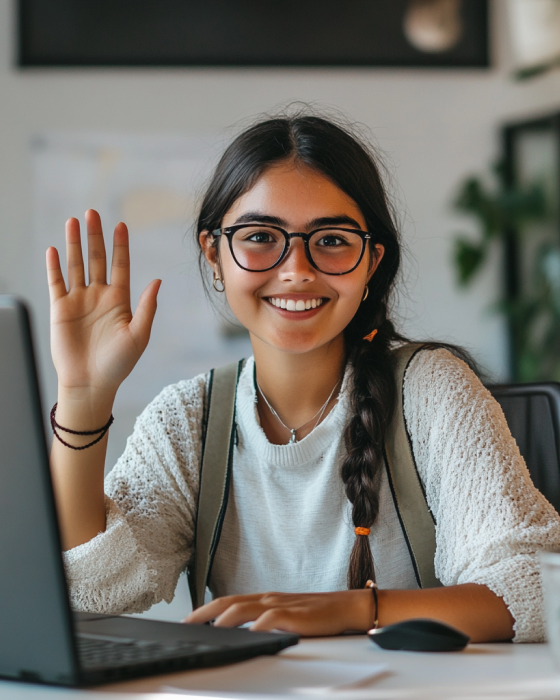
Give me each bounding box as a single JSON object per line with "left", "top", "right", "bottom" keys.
{"left": 0, "top": 296, "right": 298, "bottom": 686}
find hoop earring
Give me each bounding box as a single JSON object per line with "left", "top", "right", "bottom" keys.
{"left": 213, "top": 276, "right": 225, "bottom": 293}
{"left": 362, "top": 285, "right": 369, "bottom": 302}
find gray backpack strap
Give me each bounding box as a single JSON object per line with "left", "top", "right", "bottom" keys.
{"left": 188, "top": 360, "right": 243, "bottom": 609}
{"left": 384, "top": 343, "right": 442, "bottom": 589}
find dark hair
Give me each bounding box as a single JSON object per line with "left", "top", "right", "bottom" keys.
{"left": 196, "top": 111, "right": 475, "bottom": 589}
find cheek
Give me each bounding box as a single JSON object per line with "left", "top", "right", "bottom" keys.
{"left": 333, "top": 285, "right": 366, "bottom": 330}
{"left": 334, "top": 274, "right": 368, "bottom": 310}
{"left": 221, "top": 260, "right": 265, "bottom": 319}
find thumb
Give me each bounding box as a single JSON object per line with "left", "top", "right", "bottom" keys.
{"left": 129, "top": 279, "right": 161, "bottom": 347}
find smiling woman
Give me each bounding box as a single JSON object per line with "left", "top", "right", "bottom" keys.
{"left": 46, "top": 111, "right": 560, "bottom": 644}
{"left": 200, "top": 161, "right": 384, "bottom": 368}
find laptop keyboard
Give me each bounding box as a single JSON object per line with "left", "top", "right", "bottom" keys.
{"left": 78, "top": 634, "right": 218, "bottom": 669}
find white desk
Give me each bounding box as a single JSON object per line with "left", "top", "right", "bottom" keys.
{"left": 1, "top": 639, "right": 559, "bottom": 700}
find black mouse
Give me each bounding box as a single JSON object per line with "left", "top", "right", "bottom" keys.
{"left": 368, "top": 618, "right": 470, "bottom": 652}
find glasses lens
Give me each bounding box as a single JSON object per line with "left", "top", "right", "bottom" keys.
{"left": 308, "top": 229, "right": 365, "bottom": 274}
{"left": 231, "top": 226, "right": 285, "bottom": 271}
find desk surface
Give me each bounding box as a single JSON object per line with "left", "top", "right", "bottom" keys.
{"left": 1, "top": 638, "right": 559, "bottom": 700}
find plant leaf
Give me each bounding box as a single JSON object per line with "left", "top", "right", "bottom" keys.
{"left": 454, "top": 238, "right": 486, "bottom": 286}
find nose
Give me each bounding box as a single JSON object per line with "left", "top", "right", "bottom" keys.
{"left": 277, "top": 236, "right": 316, "bottom": 284}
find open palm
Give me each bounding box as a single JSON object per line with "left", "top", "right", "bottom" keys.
{"left": 46, "top": 210, "right": 161, "bottom": 397}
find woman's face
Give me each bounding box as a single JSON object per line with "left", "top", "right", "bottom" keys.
{"left": 201, "top": 161, "right": 384, "bottom": 355}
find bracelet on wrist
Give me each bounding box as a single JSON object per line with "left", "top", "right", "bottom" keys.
{"left": 365, "top": 579, "right": 379, "bottom": 630}
{"left": 50, "top": 402, "right": 114, "bottom": 451}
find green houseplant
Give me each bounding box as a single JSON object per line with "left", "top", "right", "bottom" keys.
{"left": 452, "top": 163, "right": 560, "bottom": 382}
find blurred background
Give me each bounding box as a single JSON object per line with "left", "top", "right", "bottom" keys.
{"left": 3, "top": 0, "right": 560, "bottom": 618}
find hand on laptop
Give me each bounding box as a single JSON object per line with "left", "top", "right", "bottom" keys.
{"left": 183, "top": 590, "right": 375, "bottom": 636}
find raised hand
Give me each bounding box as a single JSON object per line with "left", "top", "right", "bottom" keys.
{"left": 47, "top": 210, "right": 161, "bottom": 550}
{"left": 46, "top": 210, "right": 161, "bottom": 402}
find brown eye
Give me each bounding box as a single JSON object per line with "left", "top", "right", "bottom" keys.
{"left": 247, "top": 232, "right": 275, "bottom": 243}
{"left": 317, "top": 235, "right": 345, "bottom": 247}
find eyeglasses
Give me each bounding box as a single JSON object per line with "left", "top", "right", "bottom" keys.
{"left": 211, "top": 224, "right": 373, "bottom": 276}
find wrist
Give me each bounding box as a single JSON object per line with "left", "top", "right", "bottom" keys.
{"left": 55, "top": 386, "right": 116, "bottom": 432}
{"left": 376, "top": 589, "right": 389, "bottom": 628}
{"left": 347, "top": 589, "right": 378, "bottom": 632}
{"left": 365, "top": 580, "right": 379, "bottom": 629}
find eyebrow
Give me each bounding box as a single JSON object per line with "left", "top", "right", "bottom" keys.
{"left": 232, "top": 212, "right": 286, "bottom": 226}
{"left": 307, "top": 215, "right": 364, "bottom": 230}
{"left": 231, "top": 212, "right": 365, "bottom": 230}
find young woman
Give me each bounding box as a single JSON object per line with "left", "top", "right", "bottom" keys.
{"left": 46, "top": 114, "right": 560, "bottom": 644}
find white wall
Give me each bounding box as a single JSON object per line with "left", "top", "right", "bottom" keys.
{"left": 3, "top": 0, "right": 560, "bottom": 384}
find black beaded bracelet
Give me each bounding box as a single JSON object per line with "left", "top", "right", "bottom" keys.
{"left": 50, "top": 403, "right": 114, "bottom": 451}
{"left": 365, "top": 579, "right": 379, "bottom": 630}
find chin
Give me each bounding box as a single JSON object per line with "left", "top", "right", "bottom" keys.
{"left": 262, "top": 329, "right": 334, "bottom": 355}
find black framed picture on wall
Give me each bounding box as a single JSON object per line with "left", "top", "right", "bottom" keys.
{"left": 502, "top": 113, "right": 560, "bottom": 382}
{"left": 19, "top": 0, "right": 488, "bottom": 68}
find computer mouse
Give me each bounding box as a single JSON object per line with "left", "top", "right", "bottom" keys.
{"left": 368, "top": 618, "right": 470, "bottom": 652}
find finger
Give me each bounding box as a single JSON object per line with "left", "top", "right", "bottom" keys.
{"left": 214, "top": 602, "right": 269, "bottom": 628}
{"left": 129, "top": 279, "right": 162, "bottom": 349}
{"left": 183, "top": 594, "right": 263, "bottom": 624}
{"left": 46, "top": 247, "right": 67, "bottom": 303}
{"left": 110, "top": 222, "right": 130, "bottom": 291}
{"left": 65, "top": 218, "right": 86, "bottom": 288}
{"left": 250, "top": 608, "right": 303, "bottom": 634}
{"left": 85, "top": 209, "right": 107, "bottom": 284}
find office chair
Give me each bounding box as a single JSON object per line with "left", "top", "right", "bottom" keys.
{"left": 489, "top": 383, "right": 560, "bottom": 513}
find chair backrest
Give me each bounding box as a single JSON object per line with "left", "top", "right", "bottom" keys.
{"left": 489, "top": 382, "right": 560, "bottom": 513}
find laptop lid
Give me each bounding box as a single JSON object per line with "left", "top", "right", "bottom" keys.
{"left": 0, "top": 296, "right": 79, "bottom": 685}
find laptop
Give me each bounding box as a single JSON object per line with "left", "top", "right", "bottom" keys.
{"left": 0, "top": 296, "right": 298, "bottom": 687}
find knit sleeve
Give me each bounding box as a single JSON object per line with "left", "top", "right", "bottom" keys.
{"left": 63, "top": 373, "right": 207, "bottom": 615}
{"left": 403, "top": 348, "right": 560, "bottom": 643}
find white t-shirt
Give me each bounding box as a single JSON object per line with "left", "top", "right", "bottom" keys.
{"left": 210, "top": 358, "right": 418, "bottom": 597}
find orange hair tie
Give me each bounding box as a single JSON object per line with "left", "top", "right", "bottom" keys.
{"left": 363, "top": 329, "right": 378, "bottom": 342}
{"left": 354, "top": 526, "right": 371, "bottom": 536}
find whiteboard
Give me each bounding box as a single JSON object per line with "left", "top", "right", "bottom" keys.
{"left": 32, "top": 132, "right": 252, "bottom": 471}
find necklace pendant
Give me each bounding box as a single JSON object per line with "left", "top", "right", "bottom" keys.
{"left": 289, "top": 429, "right": 297, "bottom": 444}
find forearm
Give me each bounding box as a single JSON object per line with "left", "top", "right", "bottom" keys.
{"left": 188, "top": 583, "right": 515, "bottom": 641}
{"left": 375, "top": 583, "right": 514, "bottom": 642}
{"left": 50, "top": 387, "right": 115, "bottom": 551}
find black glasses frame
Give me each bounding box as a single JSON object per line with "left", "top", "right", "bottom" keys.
{"left": 211, "top": 223, "right": 373, "bottom": 275}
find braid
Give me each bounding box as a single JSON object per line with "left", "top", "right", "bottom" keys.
{"left": 341, "top": 281, "right": 478, "bottom": 590}
{"left": 342, "top": 292, "right": 402, "bottom": 588}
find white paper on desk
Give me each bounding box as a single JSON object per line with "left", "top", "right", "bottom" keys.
{"left": 161, "top": 657, "right": 388, "bottom": 697}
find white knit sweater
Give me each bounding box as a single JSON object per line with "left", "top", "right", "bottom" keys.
{"left": 63, "top": 349, "right": 560, "bottom": 642}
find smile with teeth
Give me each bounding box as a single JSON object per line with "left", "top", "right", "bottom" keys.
{"left": 267, "top": 297, "right": 324, "bottom": 311}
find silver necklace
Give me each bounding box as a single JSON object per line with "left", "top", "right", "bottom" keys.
{"left": 256, "top": 378, "right": 341, "bottom": 444}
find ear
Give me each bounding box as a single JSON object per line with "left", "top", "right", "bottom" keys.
{"left": 367, "top": 244, "right": 385, "bottom": 283}
{"left": 199, "top": 231, "right": 221, "bottom": 278}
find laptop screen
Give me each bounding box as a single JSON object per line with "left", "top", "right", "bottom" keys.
{"left": 0, "top": 297, "right": 78, "bottom": 684}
